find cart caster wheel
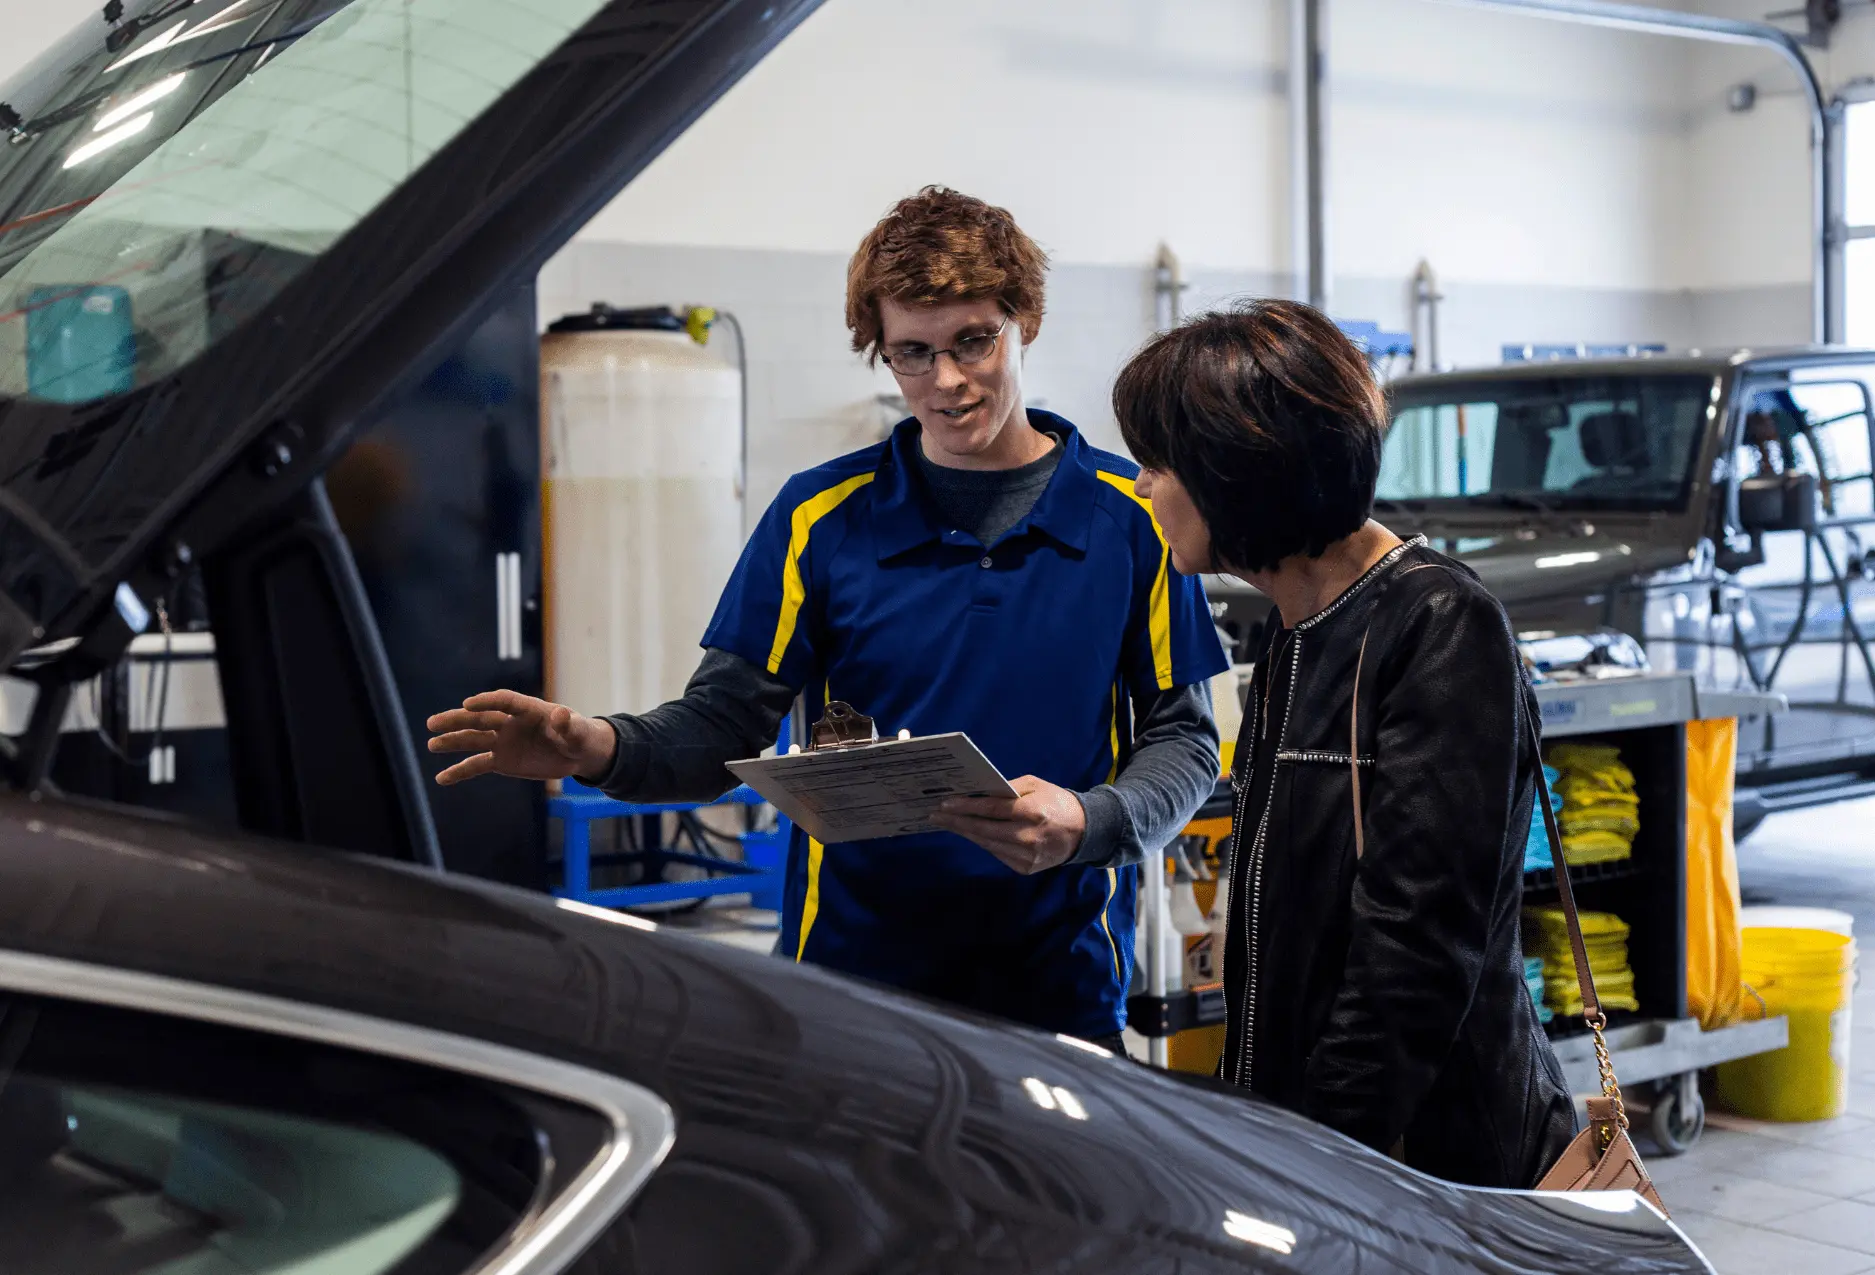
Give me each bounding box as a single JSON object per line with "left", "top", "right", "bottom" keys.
{"left": 1650, "top": 1085, "right": 1705, "bottom": 1156}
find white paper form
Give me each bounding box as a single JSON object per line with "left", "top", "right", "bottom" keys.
{"left": 725, "top": 733, "right": 1017, "bottom": 844}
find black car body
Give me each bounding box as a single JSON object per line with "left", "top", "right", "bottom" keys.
{"left": 0, "top": 792, "right": 1710, "bottom": 1272}
{"left": 1209, "top": 352, "right": 1875, "bottom": 830}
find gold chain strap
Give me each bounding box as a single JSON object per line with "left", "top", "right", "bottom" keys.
{"left": 1585, "top": 1009, "right": 1629, "bottom": 1143}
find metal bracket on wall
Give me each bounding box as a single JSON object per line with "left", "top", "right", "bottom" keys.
{"left": 1765, "top": 0, "right": 1845, "bottom": 50}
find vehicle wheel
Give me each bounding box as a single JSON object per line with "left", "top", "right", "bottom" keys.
{"left": 1650, "top": 1081, "right": 1705, "bottom": 1156}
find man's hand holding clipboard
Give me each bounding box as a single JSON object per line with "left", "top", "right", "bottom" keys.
{"left": 725, "top": 703, "right": 1087, "bottom": 873}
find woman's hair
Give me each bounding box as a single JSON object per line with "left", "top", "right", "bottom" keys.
{"left": 1113, "top": 299, "right": 1386, "bottom": 574}
{"left": 845, "top": 186, "right": 1049, "bottom": 364}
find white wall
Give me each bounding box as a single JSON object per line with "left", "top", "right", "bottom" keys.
{"left": 1333, "top": 0, "right": 1694, "bottom": 293}
{"left": 0, "top": 0, "right": 90, "bottom": 82}
{"left": 583, "top": 0, "right": 1292, "bottom": 273}
{"left": 1674, "top": 0, "right": 1824, "bottom": 299}
{"left": 582, "top": 0, "right": 1704, "bottom": 296}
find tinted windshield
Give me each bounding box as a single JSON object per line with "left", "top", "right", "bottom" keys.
{"left": 1379, "top": 374, "right": 1715, "bottom": 511}
{"left": 0, "top": 0, "right": 608, "bottom": 404}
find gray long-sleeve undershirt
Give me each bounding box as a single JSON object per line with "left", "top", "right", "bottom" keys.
{"left": 586, "top": 648, "right": 1219, "bottom": 870}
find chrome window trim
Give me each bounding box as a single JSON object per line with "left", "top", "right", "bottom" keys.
{"left": 0, "top": 949, "right": 674, "bottom": 1275}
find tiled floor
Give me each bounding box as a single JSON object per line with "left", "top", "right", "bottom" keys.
{"left": 1649, "top": 796, "right": 1875, "bottom": 1275}
{"left": 668, "top": 797, "right": 1875, "bottom": 1275}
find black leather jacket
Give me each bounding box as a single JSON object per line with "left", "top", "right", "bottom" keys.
{"left": 1219, "top": 539, "right": 1576, "bottom": 1188}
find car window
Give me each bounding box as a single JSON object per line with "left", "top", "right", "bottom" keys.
{"left": 2, "top": 1082, "right": 461, "bottom": 1275}
{"left": 1734, "top": 382, "right": 1875, "bottom": 521}
{"left": 0, "top": 986, "right": 619, "bottom": 1275}
{"left": 0, "top": 0, "right": 611, "bottom": 405}
{"left": 1381, "top": 374, "right": 1713, "bottom": 511}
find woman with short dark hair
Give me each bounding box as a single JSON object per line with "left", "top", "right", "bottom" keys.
{"left": 1115, "top": 299, "right": 1576, "bottom": 1188}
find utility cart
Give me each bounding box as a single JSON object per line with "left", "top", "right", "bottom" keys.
{"left": 1531, "top": 673, "right": 1789, "bottom": 1154}
{"left": 1132, "top": 671, "right": 1791, "bottom": 1155}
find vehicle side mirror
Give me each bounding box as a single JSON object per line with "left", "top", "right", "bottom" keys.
{"left": 1714, "top": 534, "right": 1764, "bottom": 574}
{"left": 1737, "top": 471, "right": 1817, "bottom": 535}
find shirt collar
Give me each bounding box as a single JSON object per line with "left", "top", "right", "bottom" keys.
{"left": 873, "top": 409, "right": 1099, "bottom": 561}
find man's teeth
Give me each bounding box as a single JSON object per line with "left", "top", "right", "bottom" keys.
{"left": 941, "top": 404, "right": 977, "bottom": 418}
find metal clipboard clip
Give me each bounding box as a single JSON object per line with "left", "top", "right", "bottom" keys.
{"left": 808, "top": 701, "right": 878, "bottom": 752}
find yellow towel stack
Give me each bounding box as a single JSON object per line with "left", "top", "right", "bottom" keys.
{"left": 1523, "top": 906, "right": 1641, "bottom": 1016}
{"left": 1546, "top": 743, "right": 1639, "bottom": 865}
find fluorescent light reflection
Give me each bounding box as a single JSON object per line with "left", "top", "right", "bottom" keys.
{"left": 1054, "top": 1032, "right": 1113, "bottom": 1057}
{"left": 1534, "top": 551, "right": 1600, "bottom": 570}
{"left": 106, "top": 19, "right": 191, "bottom": 72}
{"left": 1223, "top": 1211, "right": 1297, "bottom": 1255}
{"left": 553, "top": 897, "right": 657, "bottom": 932}
{"left": 1021, "top": 1076, "right": 1089, "bottom": 1120}
{"left": 1557, "top": 1190, "right": 1643, "bottom": 1214}
{"left": 96, "top": 73, "right": 185, "bottom": 132}
{"left": 63, "top": 113, "right": 153, "bottom": 169}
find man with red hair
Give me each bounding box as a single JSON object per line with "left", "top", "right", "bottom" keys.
{"left": 430, "top": 187, "right": 1226, "bottom": 1050}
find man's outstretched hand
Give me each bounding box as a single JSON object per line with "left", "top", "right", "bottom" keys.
{"left": 425, "top": 690, "right": 617, "bottom": 786}
{"left": 929, "top": 775, "right": 1087, "bottom": 875}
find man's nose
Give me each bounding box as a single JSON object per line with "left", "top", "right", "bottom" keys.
{"left": 1134, "top": 471, "right": 1153, "bottom": 500}
{"left": 932, "top": 352, "right": 968, "bottom": 393}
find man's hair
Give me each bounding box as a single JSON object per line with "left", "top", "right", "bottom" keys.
{"left": 1113, "top": 299, "right": 1386, "bottom": 574}
{"left": 846, "top": 186, "right": 1048, "bottom": 364}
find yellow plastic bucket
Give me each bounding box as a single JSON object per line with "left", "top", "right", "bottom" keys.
{"left": 1714, "top": 927, "right": 1857, "bottom": 1122}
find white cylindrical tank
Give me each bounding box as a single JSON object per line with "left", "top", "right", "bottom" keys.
{"left": 541, "top": 309, "right": 743, "bottom": 719}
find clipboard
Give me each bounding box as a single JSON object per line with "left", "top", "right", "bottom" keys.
{"left": 725, "top": 702, "right": 1016, "bottom": 844}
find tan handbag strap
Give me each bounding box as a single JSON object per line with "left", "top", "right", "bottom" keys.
{"left": 1527, "top": 715, "right": 1602, "bottom": 1024}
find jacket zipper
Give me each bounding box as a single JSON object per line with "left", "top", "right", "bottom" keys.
{"left": 1232, "top": 632, "right": 1300, "bottom": 1088}
{"left": 1228, "top": 540, "right": 1418, "bottom": 1087}
{"left": 1275, "top": 750, "right": 1374, "bottom": 766}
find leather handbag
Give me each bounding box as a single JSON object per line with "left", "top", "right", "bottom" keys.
{"left": 1350, "top": 602, "right": 1667, "bottom": 1215}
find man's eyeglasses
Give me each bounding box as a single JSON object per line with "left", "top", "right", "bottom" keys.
{"left": 881, "top": 317, "right": 1009, "bottom": 377}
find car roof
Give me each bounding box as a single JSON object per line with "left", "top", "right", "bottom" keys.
{"left": 1390, "top": 346, "right": 1875, "bottom": 391}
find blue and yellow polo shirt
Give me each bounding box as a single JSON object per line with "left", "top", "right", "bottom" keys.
{"left": 703, "top": 411, "right": 1227, "bottom": 1038}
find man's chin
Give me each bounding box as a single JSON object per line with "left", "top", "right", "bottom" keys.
{"left": 918, "top": 417, "right": 997, "bottom": 458}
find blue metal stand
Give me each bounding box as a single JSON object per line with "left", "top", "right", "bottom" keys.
{"left": 548, "top": 778, "right": 787, "bottom": 912}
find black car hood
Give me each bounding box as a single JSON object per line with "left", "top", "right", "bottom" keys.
{"left": 0, "top": 793, "right": 1708, "bottom": 1273}
{"left": 0, "top": 0, "right": 819, "bottom": 667}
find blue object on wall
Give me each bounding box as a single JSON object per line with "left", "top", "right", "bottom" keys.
{"left": 26, "top": 285, "right": 137, "bottom": 403}
{"left": 1335, "top": 318, "right": 1414, "bottom": 361}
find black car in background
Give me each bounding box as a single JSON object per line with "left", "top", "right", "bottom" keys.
{"left": 1209, "top": 352, "right": 1875, "bottom": 835}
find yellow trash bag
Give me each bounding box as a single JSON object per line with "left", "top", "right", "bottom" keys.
{"left": 1686, "top": 718, "right": 1743, "bottom": 1030}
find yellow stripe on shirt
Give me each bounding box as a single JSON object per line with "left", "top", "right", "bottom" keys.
{"left": 1107, "top": 683, "right": 1122, "bottom": 783}
{"left": 795, "top": 836, "right": 824, "bottom": 961}
{"left": 767, "top": 473, "right": 876, "bottom": 675}
{"left": 1096, "top": 470, "right": 1174, "bottom": 690}
{"left": 1099, "top": 868, "right": 1122, "bottom": 980}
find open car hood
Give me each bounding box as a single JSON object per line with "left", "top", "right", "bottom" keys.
{"left": 0, "top": 0, "right": 819, "bottom": 671}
